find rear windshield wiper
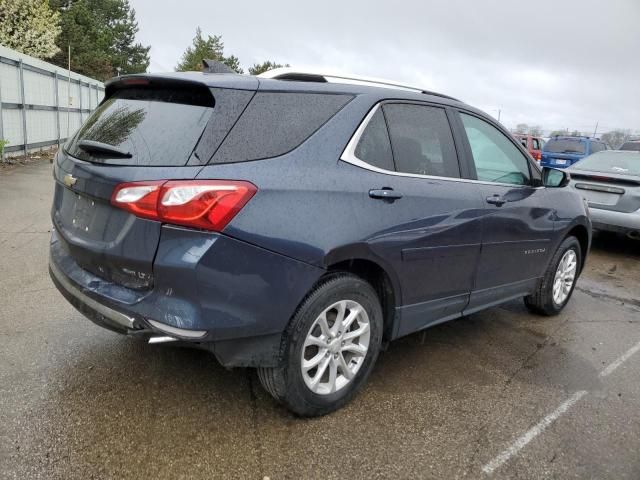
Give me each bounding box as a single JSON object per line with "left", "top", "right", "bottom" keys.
{"left": 77, "top": 140, "right": 132, "bottom": 158}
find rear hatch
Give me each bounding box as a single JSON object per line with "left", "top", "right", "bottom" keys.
{"left": 52, "top": 75, "right": 257, "bottom": 289}
{"left": 542, "top": 138, "right": 586, "bottom": 167}
{"left": 568, "top": 151, "right": 640, "bottom": 213}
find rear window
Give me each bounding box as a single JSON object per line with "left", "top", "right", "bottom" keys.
{"left": 209, "top": 92, "right": 353, "bottom": 163}
{"left": 543, "top": 138, "right": 586, "bottom": 154}
{"left": 571, "top": 151, "right": 640, "bottom": 176}
{"left": 620, "top": 142, "right": 640, "bottom": 152}
{"left": 66, "top": 87, "right": 214, "bottom": 166}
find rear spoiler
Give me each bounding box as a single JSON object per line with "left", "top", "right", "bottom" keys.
{"left": 570, "top": 172, "right": 640, "bottom": 187}
{"left": 104, "top": 72, "right": 259, "bottom": 101}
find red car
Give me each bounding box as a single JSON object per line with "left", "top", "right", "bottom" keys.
{"left": 514, "top": 134, "right": 544, "bottom": 162}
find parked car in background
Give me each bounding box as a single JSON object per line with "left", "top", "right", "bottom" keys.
{"left": 541, "top": 136, "right": 608, "bottom": 168}
{"left": 620, "top": 140, "right": 640, "bottom": 151}
{"left": 513, "top": 133, "right": 544, "bottom": 162}
{"left": 49, "top": 68, "right": 592, "bottom": 416}
{"left": 568, "top": 150, "right": 640, "bottom": 240}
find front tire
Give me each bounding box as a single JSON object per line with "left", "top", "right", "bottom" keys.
{"left": 525, "top": 236, "right": 582, "bottom": 315}
{"left": 258, "top": 274, "right": 383, "bottom": 417}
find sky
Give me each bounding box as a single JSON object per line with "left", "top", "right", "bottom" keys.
{"left": 128, "top": 0, "right": 640, "bottom": 135}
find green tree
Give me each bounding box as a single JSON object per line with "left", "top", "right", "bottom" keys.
{"left": 0, "top": 0, "right": 61, "bottom": 59}
{"left": 248, "top": 60, "right": 290, "bottom": 76}
{"left": 549, "top": 130, "right": 566, "bottom": 137}
{"left": 529, "top": 125, "right": 543, "bottom": 137}
{"left": 49, "top": 0, "right": 150, "bottom": 81}
{"left": 176, "top": 27, "right": 242, "bottom": 73}
{"left": 601, "top": 130, "right": 631, "bottom": 149}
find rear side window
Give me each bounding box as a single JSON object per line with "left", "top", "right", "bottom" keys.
{"left": 382, "top": 103, "right": 460, "bottom": 178}
{"left": 532, "top": 138, "right": 541, "bottom": 150}
{"left": 210, "top": 92, "right": 353, "bottom": 163}
{"left": 353, "top": 108, "right": 394, "bottom": 171}
{"left": 620, "top": 142, "right": 640, "bottom": 151}
{"left": 66, "top": 87, "right": 215, "bottom": 166}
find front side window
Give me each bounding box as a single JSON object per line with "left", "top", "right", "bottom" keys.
{"left": 460, "top": 113, "right": 531, "bottom": 185}
{"left": 354, "top": 108, "right": 394, "bottom": 171}
{"left": 532, "top": 138, "right": 541, "bottom": 150}
{"left": 382, "top": 103, "right": 460, "bottom": 178}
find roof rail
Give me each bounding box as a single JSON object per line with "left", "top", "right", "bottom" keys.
{"left": 257, "top": 67, "right": 459, "bottom": 101}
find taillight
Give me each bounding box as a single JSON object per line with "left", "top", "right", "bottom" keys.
{"left": 111, "top": 180, "right": 257, "bottom": 231}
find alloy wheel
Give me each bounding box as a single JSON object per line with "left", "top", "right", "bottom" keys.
{"left": 300, "top": 300, "right": 371, "bottom": 395}
{"left": 553, "top": 249, "right": 577, "bottom": 305}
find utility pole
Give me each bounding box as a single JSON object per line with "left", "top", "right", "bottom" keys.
{"left": 67, "top": 44, "right": 71, "bottom": 141}
{"left": 497, "top": 109, "right": 501, "bottom": 122}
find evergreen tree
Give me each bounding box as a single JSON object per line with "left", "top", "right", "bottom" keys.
{"left": 248, "top": 60, "right": 290, "bottom": 76}
{"left": 0, "top": 0, "right": 61, "bottom": 59}
{"left": 176, "top": 27, "right": 242, "bottom": 73}
{"left": 50, "top": 0, "right": 150, "bottom": 81}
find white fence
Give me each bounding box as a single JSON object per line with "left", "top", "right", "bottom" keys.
{"left": 0, "top": 45, "right": 105, "bottom": 158}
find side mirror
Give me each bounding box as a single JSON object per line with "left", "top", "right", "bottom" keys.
{"left": 542, "top": 167, "right": 570, "bottom": 188}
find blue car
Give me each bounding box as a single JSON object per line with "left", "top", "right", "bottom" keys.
{"left": 541, "top": 135, "right": 608, "bottom": 168}
{"left": 49, "top": 68, "right": 591, "bottom": 416}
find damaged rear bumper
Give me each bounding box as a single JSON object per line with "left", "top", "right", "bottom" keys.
{"left": 49, "top": 226, "right": 324, "bottom": 367}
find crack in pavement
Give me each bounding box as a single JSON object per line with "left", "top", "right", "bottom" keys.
{"left": 576, "top": 286, "right": 640, "bottom": 312}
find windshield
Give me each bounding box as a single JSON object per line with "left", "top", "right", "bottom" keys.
{"left": 65, "top": 87, "right": 214, "bottom": 166}
{"left": 543, "top": 138, "right": 586, "bottom": 154}
{"left": 570, "top": 151, "right": 640, "bottom": 176}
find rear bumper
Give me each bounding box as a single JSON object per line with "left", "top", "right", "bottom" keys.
{"left": 589, "top": 207, "right": 640, "bottom": 233}
{"left": 49, "top": 226, "right": 324, "bottom": 367}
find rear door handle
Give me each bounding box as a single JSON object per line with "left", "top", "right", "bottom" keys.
{"left": 369, "top": 188, "right": 403, "bottom": 200}
{"left": 486, "top": 194, "right": 506, "bottom": 206}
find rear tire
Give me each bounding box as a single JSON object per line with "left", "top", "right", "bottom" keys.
{"left": 257, "top": 274, "right": 383, "bottom": 417}
{"left": 525, "top": 236, "right": 582, "bottom": 316}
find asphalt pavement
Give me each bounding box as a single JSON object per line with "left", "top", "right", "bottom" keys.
{"left": 1, "top": 160, "right": 639, "bottom": 479}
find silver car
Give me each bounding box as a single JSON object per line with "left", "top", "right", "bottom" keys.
{"left": 568, "top": 150, "right": 640, "bottom": 240}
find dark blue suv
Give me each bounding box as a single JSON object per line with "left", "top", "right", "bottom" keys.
{"left": 541, "top": 135, "right": 608, "bottom": 168}
{"left": 49, "top": 69, "right": 591, "bottom": 416}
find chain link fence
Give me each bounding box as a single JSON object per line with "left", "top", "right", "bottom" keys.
{"left": 0, "top": 45, "right": 105, "bottom": 160}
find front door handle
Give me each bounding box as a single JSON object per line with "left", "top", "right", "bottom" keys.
{"left": 369, "top": 188, "right": 403, "bottom": 200}
{"left": 486, "top": 194, "right": 506, "bottom": 207}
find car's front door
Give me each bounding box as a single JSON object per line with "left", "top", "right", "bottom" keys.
{"left": 454, "top": 111, "right": 556, "bottom": 313}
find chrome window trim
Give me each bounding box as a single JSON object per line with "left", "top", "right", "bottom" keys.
{"left": 340, "top": 102, "right": 544, "bottom": 190}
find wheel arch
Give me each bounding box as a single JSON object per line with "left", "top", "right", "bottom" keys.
{"left": 323, "top": 249, "right": 401, "bottom": 342}
{"left": 565, "top": 223, "right": 590, "bottom": 270}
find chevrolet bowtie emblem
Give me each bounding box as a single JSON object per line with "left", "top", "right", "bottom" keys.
{"left": 64, "top": 174, "right": 77, "bottom": 188}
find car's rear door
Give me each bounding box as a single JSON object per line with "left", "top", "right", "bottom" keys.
{"left": 452, "top": 110, "right": 555, "bottom": 313}
{"left": 343, "top": 101, "right": 484, "bottom": 337}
